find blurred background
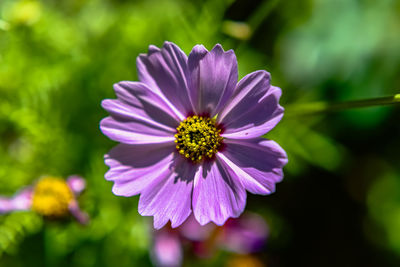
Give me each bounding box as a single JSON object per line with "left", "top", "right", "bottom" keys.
{"left": 0, "top": 0, "right": 400, "bottom": 266}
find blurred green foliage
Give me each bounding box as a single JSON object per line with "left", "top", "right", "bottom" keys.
{"left": 0, "top": 0, "right": 400, "bottom": 266}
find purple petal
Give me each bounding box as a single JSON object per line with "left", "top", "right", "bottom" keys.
{"left": 0, "top": 198, "right": 13, "bottom": 213}
{"left": 100, "top": 116, "right": 174, "bottom": 145}
{"left": 187, "top": 44, "right": 207, "bottom": 114}
{"left": 0, "top": 188, "right": 32, "bottom": 213}
{"left": 147, "top": 45, "right": 161, "bottom": 55}
{"left": 218, "top": 71, "right": 284, "bottom": 139}
{"left": 192, "top": 161, "right": 246, "bottom": 226}
{"left": 218, "top": 212, "right": 269, "bottom": 254}
{"left": 218, "top": 138, "right": 287, "bottom": 195}
{"left": 102, "top": 99, "right": 174, "bottom": 133}
{"left": 100, "top": 82, "right": 179, "bottom": 145}
{"left": 152, "top": 230, "right": 182, "bottom": 267}
{"left": 66, "top": 175, "right": 86, "bottom": 196}
{"left": 105, "top": 143, "right": 176, "bottom": 197}
{"left": 138, "top": 157, "right": 196, "bottom": 229}
{"left": 111, "top": 81, "right": 181, "bottom": 128}
{"left": 137, "top": 42, "right": 194, "bottom": 118}
{"left": 188, "top": 44, "right": 238, "bottom": 116}
{"left": 68, "top": 200, "right": 89, "bottom": 225}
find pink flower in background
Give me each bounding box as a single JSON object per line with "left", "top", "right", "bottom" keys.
{"left": 151, "top": 212, "right": 269, "bottom": 267}
{"left": 101, "top": 41, "right": 287, "bottom": 229}
{"left": 0, "top": 176, "right": 89, "bottom": 224}
{"left": 152, "top": 229, "right": 183, "bottom": 267}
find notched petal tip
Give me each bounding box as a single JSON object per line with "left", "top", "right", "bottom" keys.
{"left": 140, "top": 203, "right": 192, "bottom": 230}
{"left": 254, "top": 69, "right": 271, "bottom": 83}
{"left": 211, "top": 43, "right": 224, "bottom": 52}
{"left": 170, "top": 212, "right": 192, "bottom": 229}
{"left": 153, "top": 217, "right": 169, "bottom": 230}
{"left": 148, "top": 44, "right": 161, "bottom": 55}
{"left": 161, "top": 41, "right": 186, "bottom": 54}
{"left": 188, "top": 45, "right": 208, "bottom": 62}
{"left": 211, "top": 43, "right": 236, "bottom": 57}
{"left": 162, "top": 41, "right": 174, "bottom": 47}
{"left": 104, "top": 82, "right": 141, "bottom": 105}
{"left": 111, "top": 81, "right": 140, "bottom": 100}
{"left": 269, "top": 85, "right": 283, "bottom": 100}
{"left": 191, "top": 44, "right": 208, "bottom": 54}
{"left": 189, "top": 42, "right": 238, "bottom": 116}
{"left": 195, "top": 211, "right": 242, "bottom": 227}
{"left": 188, "top": 44, "right": 208, "bottom": 67}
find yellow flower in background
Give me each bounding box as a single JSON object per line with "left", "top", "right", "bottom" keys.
{"left": 0, "top": 175, "right": 88, "bottom": 224}
{"left": 31, "top": 177, "right": 74, "bottom": 218}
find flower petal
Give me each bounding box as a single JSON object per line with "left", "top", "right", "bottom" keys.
{"left": 138, "top": 157, "right": 196, "bottom": 229}
{"left": 192, "top": 161, "right": 246, "bottom": 226}
{"left": 0, "top": 188, "right": 32, "bottom": 213}
{"left": 187, "top": 44, "right": 207, "bottom": 114}
{"left": 137, "top": 42, "right": 194, "bottom": 118}
{"left": 100, "top": 116, "right": 175, "bottom": 145}
{"left": 100, "top": 82, "right": 179, "bottom": 145}
{"left": 218, "top": 138, "right": 287, "bottom": 195}
{"left": 112, "top": 81, "right": 181, "bottom": 127}
{"left": 218, "top": 71, "right": 284, "bottom": 139}
{"left": 105, "top": 143, "right": 176, "bottom": 197}
{"left": 68, "top": 200, "right": 89, "bottom": 225}
{"left": 188, "top": 44, "right": 238, "bottom": 116}
{"left": 66, "top": 175, "right": 86, "bottom": 196}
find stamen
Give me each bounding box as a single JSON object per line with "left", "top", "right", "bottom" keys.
{"left": 175, "top": 115, "right": 223, "bottom": 163}
{"left": 31, "top": 177, "right": 74, "bottom": 217}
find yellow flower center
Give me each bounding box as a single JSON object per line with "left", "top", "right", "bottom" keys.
{"left": 31, "top": 177, "right": 74, "bottom": 217}
{"left": 174, "top": 115, "right": 223, "bottom": 163}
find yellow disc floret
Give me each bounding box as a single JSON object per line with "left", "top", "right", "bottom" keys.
{"left": 31, "top": 177, "right": 74, "bottom": 217}
{"left": 175, "top": 115, "right": 223, "bottom": 163}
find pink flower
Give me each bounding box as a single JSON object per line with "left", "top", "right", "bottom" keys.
{"left": 0, "top": 176, "right": 88, "bottom": 224}
{"left": 101, "top": 41, "right": 287, "bottom": 229}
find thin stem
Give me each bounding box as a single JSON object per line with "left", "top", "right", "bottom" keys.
{"left": 285, "top": 94, "right": 400, "bottom": 117}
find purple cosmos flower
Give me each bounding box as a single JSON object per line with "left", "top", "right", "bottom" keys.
{"left": 0, "top": 176, "right": 89, "bottom": 224}
{"left": 101, "top": 41, "right": 287, "bottom": 229}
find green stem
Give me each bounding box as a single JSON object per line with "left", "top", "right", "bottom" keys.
{"left": 285, "top": 94, "right": 400, "bottom": 117}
